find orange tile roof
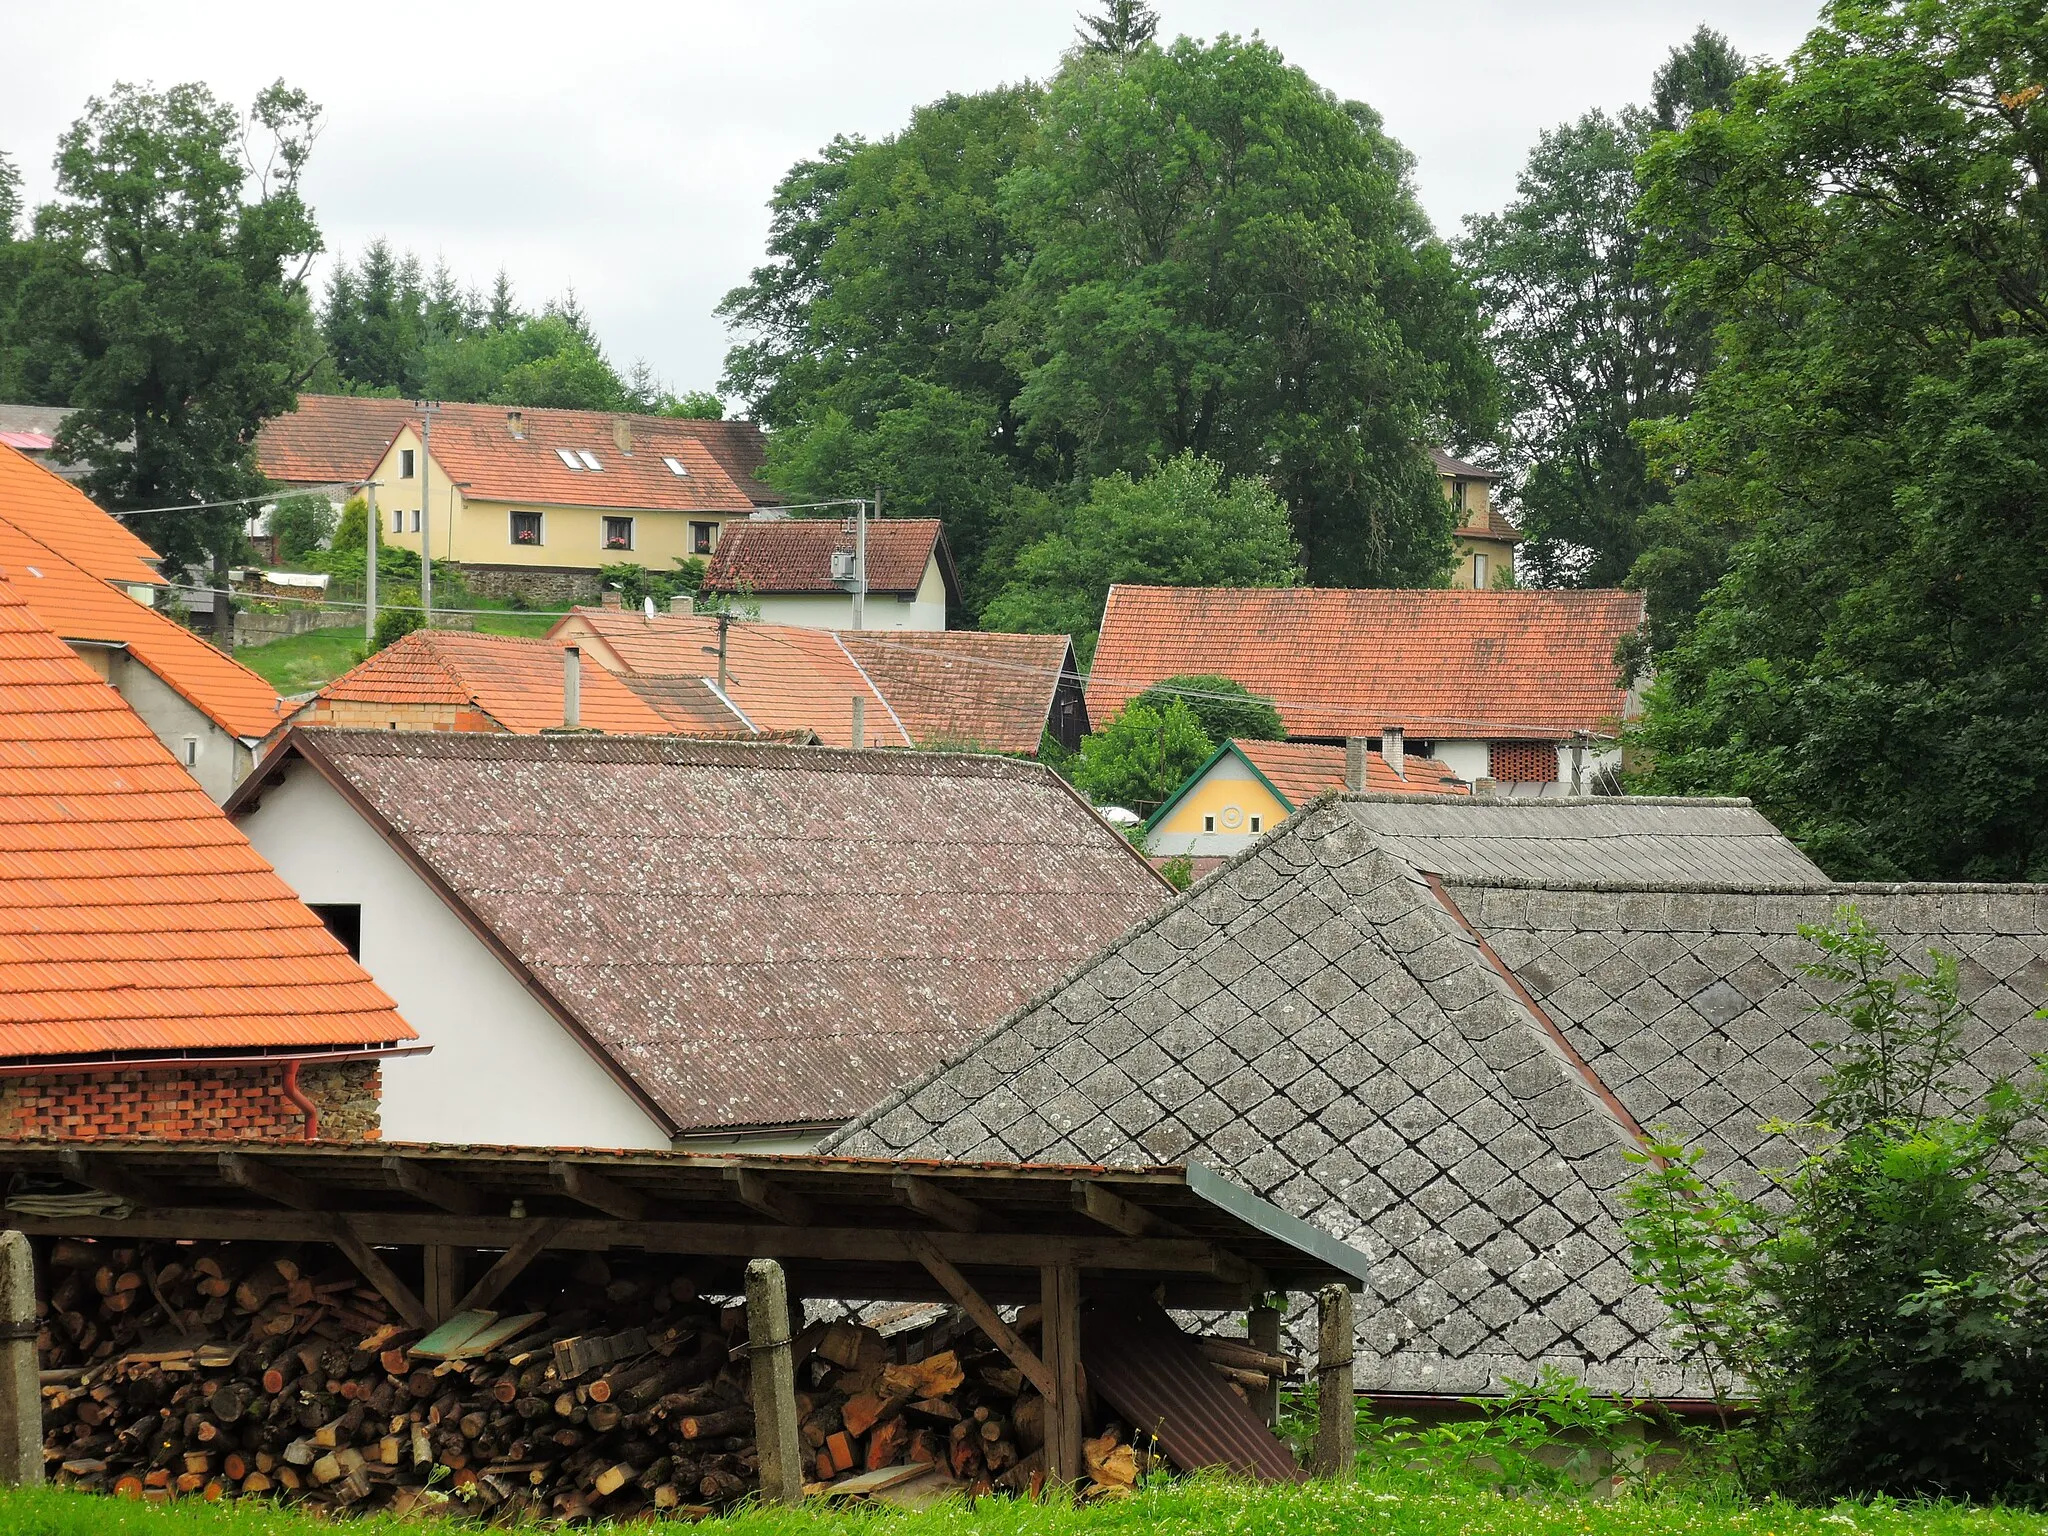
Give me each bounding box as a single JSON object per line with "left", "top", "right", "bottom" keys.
{"left": 616, "top": 674, "right": 760, "bottom": 736}
{"left": 255, "top": 396, "right": 768, "bottom": 514}
{"left": 1234, "top": 738, "right": 1469, "bottom": 802}
{"left": 837, "top": 630, "right": 1077, "bottom": 755}
{"left": 0, "top": 506, "right": 285, "bottom": 743}
{"left": 0, "top": 576, "right": 412, "bottom": 1060}
{"left": 306, "top": 631, "right": 681, "bottom": 735}
{"left": 0, "top": 444, "right": 166, "bottom": 589}
{"left": 1088, "top": 587, "right": 1644, "bottom": 741}
{"left": 703, "top": 518, "right": 952, "bottom": 598}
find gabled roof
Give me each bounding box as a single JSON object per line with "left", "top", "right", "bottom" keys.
{"left": 1145, "top": 739, "right": 1468, "bottom": 833}
{"left": 0, "top": 577, "right": 411, "bottom": 1063}
{"left": 1087, "top": 587, "right": 1645, "bottom": 742}
{"left": 239, "top": 732, "right": 1171, "bottom": 1134}
{"left": 702, "top": 518, "right": 959, "bottom": 604}
{"left": 254, "top": 396, "right": 771, "bottom": 514}
{"left": 835, "top": 631, "right": 1080, "bottom": 755}
{"left": 0, "top": 503, "right": 285, "bottom": 742}
{"left": 0, "top": 443, "right": 166, "bottom": 589}
{"left": 829, "top": 795, "right": 1877, "bottom": 1399}
{"left": 1431, "top": 448, "right": 1502, "bottom": 482}
{"left": 615, "top": 673, "right": 758, "bottom": 736}
{"left": 302, "top": 631, "right": 679, "bottom": 735}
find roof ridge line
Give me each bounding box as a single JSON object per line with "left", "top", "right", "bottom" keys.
{"left": 831, "top": 633, "right": 913, "bottom": 746}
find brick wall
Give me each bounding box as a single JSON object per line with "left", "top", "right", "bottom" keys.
{"left": 0, "top": 1060, "right": 381, "bottom": 1141}
{"left": 1488, "top": 739, "right": 1558, "bottom": 784}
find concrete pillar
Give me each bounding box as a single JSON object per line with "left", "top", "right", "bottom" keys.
{"left": 1248, "top": 1300, "right": 1282, "bottom": 1426}
{"left": 1039, "top": 1262, "right": 1084, "bottom": 1487}
{"left": 0, "top": 1232, "right": 41, "bottom": 1485}
{"left": 1310, "top": 1284, "right": 1354, "bottom": 1479}
{"left": 745, "top": 1259, "right": 803, "bottom": 1505}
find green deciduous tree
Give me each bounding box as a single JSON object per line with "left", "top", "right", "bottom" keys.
{"left": 1134, "top": 674, "right": 1284, "bottom": 744}
{"left": 1628, "top": 0, "right": 2048, "bottom": 879}
{"left": 982, "top": 452, "right": 1300, "bottom": 660}
{"left": 1007, "top": 34, "right": 1494, "bottom": 587}
{"left": 1459, "top": 29, "right": 1742, "bottom": 586}
{"left": 1071, "top": 696, "right": 1212, "bottom": 813}
{"left": 269, "top": 491, "right": 336, "bottom": 564}
{"left": 10, "top": 80, "right": 323, "bottom": 584}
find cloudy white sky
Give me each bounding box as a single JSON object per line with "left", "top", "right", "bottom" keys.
{"left": 4, "top": 1, "right": 1820, "bottom": 402}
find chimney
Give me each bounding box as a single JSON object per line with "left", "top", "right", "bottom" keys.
{"left": 1382, "top": 726, "right": 1405, "bottom": 780}
{"left": 612, "top": 417, "right": 633, "bottom": 456}
{"left": 1474, "top": 776, "right": 1499, "bottom": 799}
{"left": 669, "top": 594, "right": 693, "bottom": 616}
{"left": 563, "top": 646, "right": 582, "bottom": 729}
{"left": 505, "top": 409, "right": 525, "bottom": 440}
{"left": 601, "top": 590, "right": 622, "bottom": 610}
{"left": 851, "top": 695, "right": 866, "bottom": 749}
{"left": 1343, "top": 737, "right": 1368, "bottom": 792}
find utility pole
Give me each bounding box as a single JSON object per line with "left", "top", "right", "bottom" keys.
{"left": 703, "top": 612, "right": 732, "bottom": 693}
{"left": 363, "top": 481, "right": 379, "bottom": 651}
{"left": 851, "top": 489, "right": 874, "bottom": 631}
{"left": 417, "top": 401, "right": 439, "bottom": 625}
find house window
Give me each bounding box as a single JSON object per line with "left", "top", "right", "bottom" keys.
{"left": 1472, "top": 553, "right": 1488, "bottom": 588}
{"left": 1202, "top": 814, "right": 1216, "bottom": 833}
{"left": 308, "top": 903, "right": 362, "bottom": 960}
{"left": 1448, "top": 477, "right": 1464, "bottom": 512}
{"left": 603, "top": 516, "right": 634, "bottom": 551}
{"left": 391, "top": 508, "right": 404, "bottom": 534}
{"left": 662, "top": 456, "right": 689, "bottom": 476}
{"left": 555, "top": 448, "right": 582, "bottom": 470}
{"left": 1250, "top": 814, "right": 1263, "bottom": 833}
{"left": 181, "top": 736, "right": 199, "bottom": 767}
{"left": 510, "top": 511, "right": 543, "bottom": 547}
{"left": 399, "top": 449, "right": 416, "bottom": 479}
{"left": 690, "top": 521, "right": 716, "bottom": 555}
{"left": 410, "top": 509, "right": 420, "bottom": 533}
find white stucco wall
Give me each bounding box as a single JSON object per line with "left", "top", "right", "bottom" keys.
{"left": 236, "top": 764, "right": 673, "bottom": 1150}
{"left": 1430, "top": 740, "right": 1491, "bottom": 784}
{"left": 746, "top": 556, "right": 948, "bottom": 632}
{"left": 79, "top": 646, "right": 254, "bottom": 803}
{"left": 1416, "top": 737, "right": 1622, "bottom": 788}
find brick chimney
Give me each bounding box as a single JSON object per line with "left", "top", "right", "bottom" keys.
{"left": 601, "top": 591, "right": 622, "bottom": 610}
{"left": 670, "top": 594, "right": 693, "bottom": 616}
{"left": 1382, "top": 726, "right": 1405, "bottom": 780}
{"left": 505, "top": 410, "right": 525, "bottom": 440}
{"left": 563, "top": 646, "right": 581, "bottom": 729}
{"left": 1344, "top": 737, "right": 1368, "bottom": 792}
{"left": 612, "top": 417, "right": 633, "bottom": 456}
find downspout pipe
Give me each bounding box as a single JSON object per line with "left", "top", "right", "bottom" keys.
{"left": 281, "top": 1060, "right": 319, "bottom": 1142}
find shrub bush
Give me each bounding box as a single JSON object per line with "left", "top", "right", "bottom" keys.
{"left": 270, "top": 494, "right": 338, "bottom": 564}
{"left": 1134, "top": 674, "right": 1285, "bottom": 744}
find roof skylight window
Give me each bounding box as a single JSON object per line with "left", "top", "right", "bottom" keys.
{"left": 662, "top": 456, "right": 690, "bottom": 476}
{"left": 578, "top": 450, "right": 603, "bottom": 471}
{"left": 555, "top": 448, "right": 581, "bottom": 469}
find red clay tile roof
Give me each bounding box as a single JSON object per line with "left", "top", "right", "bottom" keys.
{"left": 255, "top": 397, "right": 772, "bottom": 514}
{"left": 551, "top": 609, "right": 909, "bottom": 748}
{"left": 702, "top": 518, "right": 953, "bottom": 599}
{"left": 0, "top": 509, "right": 285, "bottom": 743}
{"left": 1234, "top": 738, "right": 1469, "bottom": 802}
{"left": 0, "top": 578, "right": 412, "bottom": 1061}
{"left": 615, "top": 674, "right": 758, "bottom": 736}
{"left": 305, "top": 631, "right": 679, "bottom": 735}
{"left": 1088, "top": 587, "right": 1644, "bottom": 742}
{"left": 271, "top": 731, "right": 1169, "bottom": 1131}
{"left": 0, "top": 444, "right": 166, "bottom": 589}
{"left": 836, "top": 631, "right": 1078, "bottom": 755}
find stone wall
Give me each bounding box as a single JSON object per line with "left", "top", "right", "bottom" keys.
{"left": 0, "top": 1060, "right": 381, "bottom": 1141}
{"left": 458, "top": 564, "right": 602, "bottom": 608}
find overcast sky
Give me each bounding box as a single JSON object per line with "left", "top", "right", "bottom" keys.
{"left": 4, "top": 1, "right": 1819, "bottom": 404}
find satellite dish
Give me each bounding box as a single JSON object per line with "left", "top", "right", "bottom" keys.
{"left": 643, "top": 596, "right": 657, "bottom": 621}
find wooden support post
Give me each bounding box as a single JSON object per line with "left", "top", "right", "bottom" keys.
{"left": 745, "top": 1259, "right": 803, "bottom": 1506}
{"left": 0, "top": 1232, "right": 40, "bottom": 1485}
{"left": 1248, "top": 1298, "right": 1282, "bottom": 1427}
{"left": 1039, "top": 1262, "right": 1084, "bottom": 1489}
{"left": 423, "top": 1246, "right": 465, "bottom": 1324}
{"left": 328, "top": 1219, "right": 433, "bottom": 1332}
{"left": 1311, "top": 1284, "right": 1355, "bottom": 1478}
{"left": 453, "top": 1219, "right": 562, "bottom": 1316}
{"left": 903, "top": 1234, "right": 1051, "bottom": 1396}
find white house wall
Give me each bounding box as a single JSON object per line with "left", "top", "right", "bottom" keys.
{"left": 745, "top": 557, "right": 949, "bottom": 633}
{"left": 1430, "top": 740, "right": 1491, "bottom": 784}
{"left": 236, "top": 765, "right": 672, "bottom": 1150}
{"left": 85, "top": 647, "right": 254, "bottom": 803}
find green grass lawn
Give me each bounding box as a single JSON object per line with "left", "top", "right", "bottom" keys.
{"left": 3, "top": 1479, "right": 2042, "bottom": 1536}
{"left": 233, "top": 613, "right": 559, "bottom": 694}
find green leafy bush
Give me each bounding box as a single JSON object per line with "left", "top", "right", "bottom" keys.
{"left": 269, "top": 493, "right": 337, "bottom": 564}
{"left": 1071, "top": 698, "right": 1211, "bottom": 814}
{"left": 373, "top": 607, "right": 421, "bottom": 651}
{"left": 1625, "top": 905, "right": 2048, "bottom": 1504}
{"left": 599, "top": 558, "right": 706, "bottom": 612}
{"left": 1134, "top": 674, "right": 1284, "bottom": 744}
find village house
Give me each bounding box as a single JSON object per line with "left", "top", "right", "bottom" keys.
{"left": 1434, "top": 450, "right": 1521, "bottom": 590}
{"left": 228, "top": 732, "right": 1171, "bottom": 1150}
{"left": 551, "top": 605, "right": 1086, "bottom": 753}
{"left": 254, "top": 397, "right": 781, "bottom": 605}
{"left": 0, "top": 445, "right": 288, "bottom": 799}
{"left": 1146, "top": 736, "right": 1469, "bottom": 864}
{"left": 0, "top": 573, "right": 415, "bottom": 1141}
{"left": 700, "top": 516, "right": 958, "bottom": 632}
{"left": 1088, "top": 586, "right": 1645, "bottom": 792}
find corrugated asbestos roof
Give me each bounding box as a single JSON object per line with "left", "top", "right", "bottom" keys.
{"left": 271, "top": 731, "right": 1171, "bottom": 1134}
{"left": 0, "top": 578, "right": 412, "bottom": 1062}
{"left": 828, "top": 796, "right": 2030, "bottom": 1399}
{"left": 1087, "top": 586, "right": 1644, "bottom": 742}
{"left": 702, "top": 518, "right": 949, "bottom": 598}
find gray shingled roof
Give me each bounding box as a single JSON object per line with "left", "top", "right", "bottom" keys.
{"left": 828, "top": 797, "right": 2048, "bottom": 1398}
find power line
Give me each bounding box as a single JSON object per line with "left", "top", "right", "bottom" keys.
{"left": 103, "top": 481, "right": 368, "bottom": 519}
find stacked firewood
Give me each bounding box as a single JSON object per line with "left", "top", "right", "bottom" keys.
{"left": 34, "top": 1239, "right": 1295, "bottom": 1516}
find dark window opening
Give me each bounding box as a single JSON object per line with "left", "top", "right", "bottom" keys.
{"left": 604, "top": 516, "right": 634, "bottom": 551}
{"left": 511, "top": 510, "right": 543, "bottom": 546}
{"left": 309, "top": 903, "right": 362, "bottom": 960}
{"left": 399, "top": 449, "right": 416, "bottom": 479}
{"left": 690, "top": 521, "right": 716, "bottom": 555}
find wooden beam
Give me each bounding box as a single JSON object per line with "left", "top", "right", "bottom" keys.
{"left": 901, "top": 1232, "right": 1051, "bottom": 1398}
{"left": 1072, "top": 1179, "right": 1189, "bottom": 1238}
{"left": 1247, "top": 1299, "right": 1283, "bottom": 1427}
{"left": 892, "top": 1174, "right": 1003, "bottom": 1233}
{"left": 1310, "top": 1284, "right": 1355, "bottom": 1478}
{"left": 1039, "top": 1262, "right": 1084, "bottom": 1488}
{"left": 453, "top": 1219, "right": 564, "bottom": 1315}
{"left": 56, "top": 1148, "right": 164, "bottom": 1209}
{"left": 745, "top": 1259, "right": 803, "bottom": 1506}
{"left": 423, "top": 1246, "right": 465, "bottom": 1324}
{"left": 725, "top": 1168, "right": 811, "bottom": 1226}
{"left": 218, "top": 1153, "right": 327, "bottom": 1211}
{"left": 383, "top": 1156, "right": 487, "bottom": 1217}
{"left": 327, "top": 1218, "right": 432, "bottom": 1331}
{"left": 551, "top": 1160, "right": 650, "bottom": 1221}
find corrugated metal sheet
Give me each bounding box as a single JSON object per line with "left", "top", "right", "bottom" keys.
{"left": 1080, "top": 1295, "right": 1305, "bottom": 1484}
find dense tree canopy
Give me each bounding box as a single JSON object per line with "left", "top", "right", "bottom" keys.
{"left": 1629, "top": 0, "right": 2048, "bottom": 880}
